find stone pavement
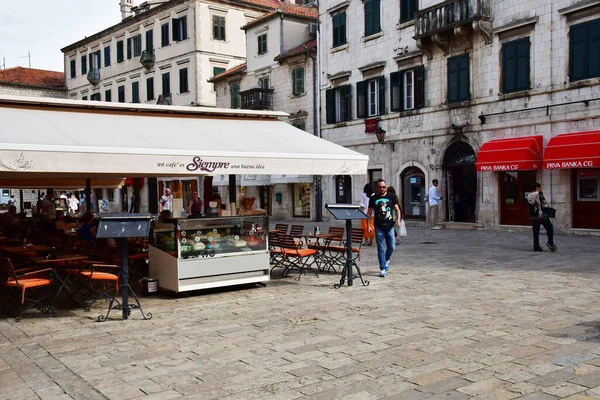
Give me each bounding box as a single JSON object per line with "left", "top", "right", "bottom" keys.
{"left": 1, "top": 227, "right": 600, "bottom": 400}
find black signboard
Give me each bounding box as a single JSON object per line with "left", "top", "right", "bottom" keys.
{"left": 97, "top": 214, "right": 152, "bottom": 239}
{"left": 325, "top": 204, "right": 368, "bottom": 220}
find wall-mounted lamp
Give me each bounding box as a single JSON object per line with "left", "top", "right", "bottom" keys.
{"left": 375, "top": 128, "right": 395, "bottom": 151}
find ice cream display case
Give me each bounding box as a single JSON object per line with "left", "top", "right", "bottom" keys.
{"left": 149, "top": 215, "right": 269, "bottom": 292}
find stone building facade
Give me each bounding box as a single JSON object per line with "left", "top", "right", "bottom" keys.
{"left": 0, "top": 67, "right": 67, "bottom": 98}
{"left": 210, "top": 3, "right": 321, "bottom": 220}
{"left": 319, "top": 0, "right": 600, "bottom": 232}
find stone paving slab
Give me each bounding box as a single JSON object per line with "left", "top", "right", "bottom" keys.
{"left": 1, "top": 227, "right": 600, "bottom": 399}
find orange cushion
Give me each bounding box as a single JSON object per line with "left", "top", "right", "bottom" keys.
{"left": 283, "top": 248, "right": 317, "bottom": 257}
{"left": 6, "top": 278, "right": 52, "bottom": 288}
{"left": 77, "top": 271, "right": 118, "bottom": 281}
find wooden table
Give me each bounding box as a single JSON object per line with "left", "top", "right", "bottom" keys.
{"left": 29, "top": 254, "right": 89, "bottom": 309}
{"left": 300, "top": 233, "right": 337, "bottom": 272}
{"left": 4, "top": 245, "right": 53, "bottom": 254}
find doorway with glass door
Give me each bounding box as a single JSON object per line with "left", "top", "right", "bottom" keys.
{"left": 499, "top": 171, "right": 537, "bottom": 225}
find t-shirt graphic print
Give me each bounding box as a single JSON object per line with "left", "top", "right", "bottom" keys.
{"left": 369, "top": 193, "right": 398, "bottom": 229}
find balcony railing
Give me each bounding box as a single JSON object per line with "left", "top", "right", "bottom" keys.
{"left": 87, "top": 68, "right": 101, "bottom": 86}
{"left": 414, "top": 0, "right": 492, "bottom": 58}
{"left": 140, "top": 49, "right": 155, "bottom": 70}
{"left": 239, "top": 88, "right": 274, "bottom": 110}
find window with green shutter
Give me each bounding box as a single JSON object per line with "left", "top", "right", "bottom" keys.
{"left": 70, "top": 59, "right": 76, "bottom": 79}
{"left": 117, "top": 40, "right": 124, "bottom": 62}
{"left": 162, "top": 72, "right": 170, "bottom": 96}
{"left": 179, "top": 68, "right": 189, "bottom": 93}
{"left": 127, "top": 37, "right": 132, "bottom": 59}
{"left": 90, "top": 93, "right": 101, "bottom": 101}
{"left": 147, "top": 77, "right": 154, "bottom": 101}
{"left": 325, "top": 85, "right": 352, "bottom": 123}
{"left": 332, "top": 12, "right": 347, "bottom": 48}
{"left": 258, "top": 34, "right": 268, "bottom": 55}
{"left": 502, "top": 38, "right": 530, "bottom": 93}
{"left": 292, "top": 67, "right": 305, "bottom": 95}
{"left": 161, "top": 23, "right": 170, "bottom": 47}
{"left": 570, "top": 18, "right": 600, "bottom": 82}
{"left": 213, "top": 15, "right": 226, "bottom": 41}
{"left": 145, "top": 30, "right": 153, "bottom": 52}
{"left": 213, "top": 67, "right": 226, "bottom": 92}
{"left": 105, "top": 89, "right": 112, "bottom": 102}
{"left": 172, "top": 16, "right": 188, "bottom": 42}
{"left": 81, "top": 55, "right": 87, "bottom": 75}
{"left": 104, "top": 46, "right": 111, "bottom": 67}
{"left": 400, "top": 0, "right": 418, "bottom": 23}
{"left": 292, "top": 121, "right": 306, "bottom": 131}
{"left": 391, "top": 66, "right": 425, "bottom": 112}
{"left": 132, "top": 34, "right": 142, "bottom": 57}
{"left": 118, "top": 85, "right": 125, "bottom": 103}
{"left": 230, "top": 84, "right": 240, "bottom": 108}
{"left": 132, "top": 82, "right": 140, "bottom": 103}
{"left": 364, "top": 0, "right": 381, "bottom": 37}
{"left": 94, "top": 50, "right": 101, "bottom": 69}
{"left": 357, "top": 76, "right": 385, "bottom": 118}
{"left": 447, "top": 54, "right": 470, "bottom": 103}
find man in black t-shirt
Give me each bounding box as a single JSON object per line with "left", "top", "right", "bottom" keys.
{"left": 368, "top": 179, "right": 402, "bottom": 277}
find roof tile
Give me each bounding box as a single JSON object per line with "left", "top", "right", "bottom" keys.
{"left": 208, "top": 63, "right": 247, "bottom": 82}
{"left": 242, "top": 4, "right": 317, "bottom": 30}
{"left": 274, "top": 39, "right": 317, "bottom": 61}
{"left": 0, "top": 67, "right": 65, "bottom": 89}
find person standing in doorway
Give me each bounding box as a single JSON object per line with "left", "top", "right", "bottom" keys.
{"left": 368, "top": 179, "right": 402, "bottom": 278}
{"left": 428, "top": 179, "right": 441, "bottom": 229}
{"left": 160, "top": 188, "right": 173, "bottom": 212}
{"left": 527, "top": 182, "right": 557, "bottom": 252}
{"left": 129, "top": 194, "right": 136, "bottom": 213}
{"left": 189, "top": 191, "right": 203, "bottom": 217}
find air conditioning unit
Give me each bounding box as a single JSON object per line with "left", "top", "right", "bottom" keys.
{"left": 308, "top": 23, "right": 318, "bottom": 35}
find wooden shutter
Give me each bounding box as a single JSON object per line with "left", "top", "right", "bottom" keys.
{"left": 70, "top": 60, "right": 76, "bottom": 78}
{"left": 364, "top": 0, "right": 372, "bottom": 36}
{"left": 173, "top": 18, "right": 180, "bottom": 41}
{"left": 502, "top": 41, "right": 516, "bottom": 93}
{"left": 89, "top": 53, "right": 94, "bottom": 70}
{"left": 415, "top": 65, "right": 425, "bottom": 109}
{"left": 459, "top": 54, "right": 470, "bottom": 101}
{"left": 356, "top": 80, "right": 367, "bottom": 118}
{"left": 588, "top": 19, "right": 600, "bottom": 78}
{"left": 162, "top": 73, "right": 170, "bottom": 96}
{"left": 344, "top": 84, "right": 352, "bottom": 121}
{"left": 378, "top": 75, "right": 386, "bottom": 115}
{"left": 400, "top": 0, "right": 409, "bottom": 23}
{"left": 179, "top": 68, "right": 188, "bottom": 93}
{"left": 332, "top": 14, "right": 340, "bottom": 47}
{"left": 146, "top": 30, "right": 153, "bottom": 52}
{"left": 448, "top": 56, "right": 459, "bottom": 103}
{"left": 373, "top": 0, "right": 381, "bottom": 34}
{"left": 105, "top": 89, "right": 112, "bottom": 102}
{"left": 95, "top": 50, "right": 101, "bottom": 68}
{"left": 132, "top": 82, "right": 139, "bottom": 103}
{"left": 570, "top": 23, "right": 587, "bottom": 82}
{"left": 390, "top": 71, "right": 400, "bottom": 111}
{"left": 81, "top": 55, "right": 87, "bottom": 74}
{"left": 516, "top": 38, "right": 530, "bottom": 90}
{"left": 127, "top": 37, "right": 132, "bottom": 59}
{"left": 117, "top": 41, "right": 124, "bottom": 62}
{"left": 161, "top": 23, "right": 169, "bottom": 47}
{"left": 181, "top": 16, "right": 188, "bottom": 40}
{"left": 326, "top": 88, "right": 335, "bottom": 123}
{"left": 147, "top": 77, "right": 154, "bottom": 101}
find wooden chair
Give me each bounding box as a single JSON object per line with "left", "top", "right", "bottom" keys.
{"left": 323, "top": 228, "right": 364, "bottom": 273}
{"left": 0, "top": 256, "right": 54, "bottom": 321}
{"left": 268, "top": 231, "right": 285, "bottom": 272}
{"left": 278, "top": 234, "right": 318, "bottom": 279}
{"left": 274, "top": 224, "right": 289, "bottom": 234}
{"left": 289, "top": 225, "right": 304, "bottom": 237}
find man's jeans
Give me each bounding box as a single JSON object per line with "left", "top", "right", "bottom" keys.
{"left": 375, "top": 226, "right": 395, "bottom": 270}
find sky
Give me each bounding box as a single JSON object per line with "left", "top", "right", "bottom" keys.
{"left": 0, "top": 1, "right": 122, "bottom": 72}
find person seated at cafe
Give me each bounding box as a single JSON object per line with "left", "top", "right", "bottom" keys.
{"left": 0, "top": 205, "right": 17, "bottom": 229}
{"left": 37, "top": 212, "right": 56, "bottom": 236}
{"left": 79, "top": 212, "right": 97, "bottom": 246}
{"left": 189, "top": 191, "right": 203, "bottom": 217}
{"left": 54, "top": 211, "right": 68, "bottom": 233}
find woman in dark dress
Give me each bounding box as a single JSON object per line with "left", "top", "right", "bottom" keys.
{"left": 189, "top": 192, "right": 203, "bottom": 216}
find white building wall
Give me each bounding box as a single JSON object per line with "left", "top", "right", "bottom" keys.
{"left": 319, "top": 0, "right": 600, "bottom": 229}
{"left": 0, "top": 84, "right": 67, "bottom": 98}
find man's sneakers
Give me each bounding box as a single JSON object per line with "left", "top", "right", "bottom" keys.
{"left": 534, "top": 247, "right": 543, "bottom": 252}
{"left": 431, "top": 226, "right": 442, "bottom": 230}
{"left": 385, "top": 260, "right": 390, "bottom": 271}
{"left": 546, "top": 242, "right": 558, "bottom": 252}
{"left": 379, "top": 269, "right": 386, "bottom": 278}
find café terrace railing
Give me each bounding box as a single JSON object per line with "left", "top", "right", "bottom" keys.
{"left": 414, "top": 0, "right": 492, "bottom": 58}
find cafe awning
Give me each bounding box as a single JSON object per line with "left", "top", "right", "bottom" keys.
{"left": 544, "top": 131, "right": 600, "bottom": 169}
{"left": 270, "top": 175, "right": 313, "bottom": 184}
{"left": 476, "top": 135, "right": 543, "bottom": 172}
{"left": 0, "top": 95, "right": 368, "bottom": 179}
{"left": 0, "top": 178, "right": 124, "bottom": 189}
{"left": 241, "top": 174, "right": 271, "bottom": 186}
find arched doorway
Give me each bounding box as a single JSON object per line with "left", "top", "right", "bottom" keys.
{"left": 401, "top": 167, "right": 426, "bottom": 220}
{"left": 443, "top": 141, "right": 477, "bottom": 223}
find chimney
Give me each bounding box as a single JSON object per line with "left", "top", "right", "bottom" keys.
{"left": 120, "top": 0, "right": 134, "bottom": 20}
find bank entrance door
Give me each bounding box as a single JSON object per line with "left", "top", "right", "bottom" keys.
{"left": 499, "top": 171, "right": 537, "bottom": 225}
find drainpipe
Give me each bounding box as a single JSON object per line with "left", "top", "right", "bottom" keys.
{"left": 280, "top": 11, "right": 284, "bottom": 55}
{"left": 309, "top": 50, "right": 322, "bottom": 222}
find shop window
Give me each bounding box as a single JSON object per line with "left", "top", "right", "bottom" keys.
{"left": 335, "top": 175, "right": 352, "bottom": 203}
{"left": 293, "top": 183, "right": 311, "bottom": 217}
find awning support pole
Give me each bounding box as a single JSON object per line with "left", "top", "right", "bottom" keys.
{"left": 85, "top": 179, "right": 91, "bottom": 214}
{"left": 229, "top": 175, "right": 236, "bottom": 206}
{"left": 148, "top": 178, "right": 158, "bottom": 215}
{"left": 134, "top": 179, "right": 140, "bottom": 213}
{"left": 19, "top": 189, "right": 24, "bottom": 214}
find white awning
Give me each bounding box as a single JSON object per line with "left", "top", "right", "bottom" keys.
{"left": 270, "top": 175, "right": 313, "bottom": 184}
{"left": 0, "top": 96, "right": 368, "bottom": 179}
{"left": 241, "top": 174, "right": 271, "bottom": 186}
{"left": 0, "top": 178, "right": 125, "bottom": 189}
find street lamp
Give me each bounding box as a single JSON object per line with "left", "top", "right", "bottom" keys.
{"left": 375, "top": 128, "right": 394, "bottom": 151}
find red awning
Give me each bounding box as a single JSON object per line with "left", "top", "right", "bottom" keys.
{"left": 544, "top": 131, "right": 600, "bottom": 169}
{"left": 124, "top": 177, "right": 144, "bottom": 187}
{"left": 476, "top": 135, "right": 543, "bottom": 172}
